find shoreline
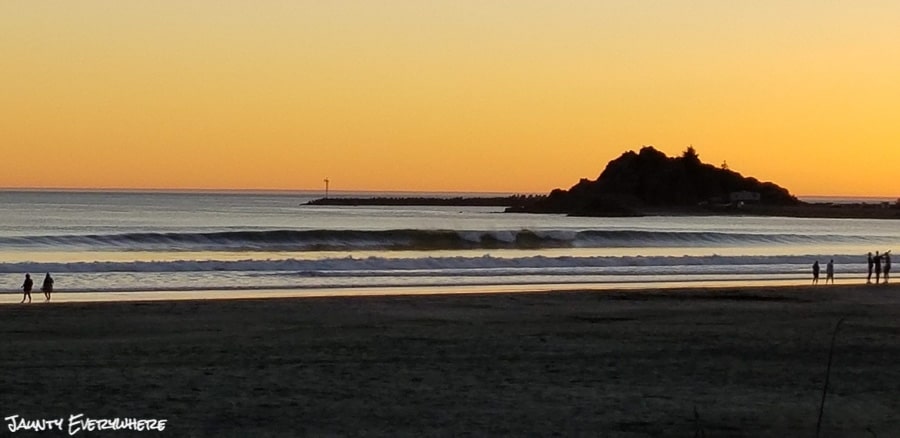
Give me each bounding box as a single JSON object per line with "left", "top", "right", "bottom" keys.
{"left": 1, "top": 278, "right": 892, "bottom": 305}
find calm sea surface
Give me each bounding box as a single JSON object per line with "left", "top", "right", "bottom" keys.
{"left": 1, "top": 190, "right": 898, "bottom": 295}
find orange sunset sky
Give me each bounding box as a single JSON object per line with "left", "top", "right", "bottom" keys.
{"left": 2, "top": 1, "right": 899, "bottom": 196}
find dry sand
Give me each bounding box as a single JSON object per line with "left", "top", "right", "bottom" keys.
{"left": 2, "top": 284, "right": 900, "bottom": 436}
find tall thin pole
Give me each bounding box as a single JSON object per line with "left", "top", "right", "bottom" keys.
{"left": 816, "top": 317, "right": 845, "bottom": 437}
{"left": 324, "top": 178, "right": 329, "bottom": 199}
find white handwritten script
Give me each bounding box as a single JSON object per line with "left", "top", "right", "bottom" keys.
{"left": 5, "top": 414, "right": 166, "bottom": 435}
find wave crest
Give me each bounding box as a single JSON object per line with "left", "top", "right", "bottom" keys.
{"left": 0, "top": 229, "right": 871, "bottom": 251}
{"left": 0, "top": 254, "right": 865, "bottom": 274}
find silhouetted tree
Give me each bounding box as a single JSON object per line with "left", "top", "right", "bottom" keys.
{"left": 682, "top": 146, "right": 699, "bottom": 159}
{"left": 682, "top": 146, "right": 701, "bottom": 168}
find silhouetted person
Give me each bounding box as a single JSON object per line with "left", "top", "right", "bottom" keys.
{"left": 812, "top": 261, "right": 820, "bottom": 285}
{"left": 867, "top": 252, "right": 874, "bottom": 284}
{"left": 21, "top": 274, "right": 33, "bottom": 304}
{"left": 826, "top": 259, "right": 834, "bottom": 285}
{"left": 874, "top": 251, "right": 883, "bottom": 284}
{"left": 41, "top": 273, "right": 54, "bottom": 301}
{"left": 884, "top": 251, "right": 891, "bottom": 284}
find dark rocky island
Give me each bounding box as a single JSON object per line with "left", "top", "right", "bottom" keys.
{"left": 506, "top": 146, "right": 797, "bottom": 216}
{"left": 506, "top": 146, "right": 900, "bottom": 218}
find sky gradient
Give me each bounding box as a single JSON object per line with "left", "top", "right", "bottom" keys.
{"left": 2, "top": 1, "right": 899, "bottom": 196}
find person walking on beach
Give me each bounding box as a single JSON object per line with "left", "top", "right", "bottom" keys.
{"left": 41, "top": 273, "right": 54, "bottom": 301}
{"left": 826, "top": 259, "right": 834, "bottom": 285}
{"left": 20, "top": 274, "right": 33, "bottom": 303}
{"left": 868, "top": 252, "right": 874, "bottom": 284}
{"left": 874, "top": 251, "right": 883, "bottom": 284}
{"left": 812, "top": 261, "right": 820, "bottom": 285}
{"left": 883, "top": 251, "right": 891, "bottom": 284}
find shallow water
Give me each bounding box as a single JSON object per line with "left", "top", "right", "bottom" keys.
{"left": 2, "top": 190, "right": 898, "bottom": 295}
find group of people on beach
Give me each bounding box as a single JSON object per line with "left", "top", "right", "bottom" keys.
{"left": 19, "top": 273, "right": 53, "bottom": 303}
{"left": 811, "top": 251, "right": 892, "bottom": 285}
{"left": 811, "top": 260, "right": 836, "bottom": 285}
{"left": 866, "top": 251, "right": 891, "bottom": 284}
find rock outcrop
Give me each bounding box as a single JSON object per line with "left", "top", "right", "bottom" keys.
{"left": 508, "top": 146, "right": 799, "bottom": 216}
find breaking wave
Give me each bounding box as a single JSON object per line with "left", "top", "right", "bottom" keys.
{"left": 0, "top": 229, "right": 875, "bottom": 251}
{"left": 0, "top": 254, "right": 865, "bottom": 275}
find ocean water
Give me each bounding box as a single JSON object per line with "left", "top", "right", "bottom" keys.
{"left": 1, "top": 190, "right": 898, "bottom": 295}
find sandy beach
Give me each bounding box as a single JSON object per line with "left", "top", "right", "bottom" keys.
{"left": 2, "top": 285, "right": 900, "bottom": 437}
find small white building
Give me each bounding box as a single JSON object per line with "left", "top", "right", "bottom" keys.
{"left": 729, "top": 191, "right": 761, "bottom": 203}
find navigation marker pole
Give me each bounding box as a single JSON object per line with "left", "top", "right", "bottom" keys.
{"left": 324, "top": 178, "right": 330, "bottom": 199}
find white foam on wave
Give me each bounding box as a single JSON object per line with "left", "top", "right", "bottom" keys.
{"left": 1, "top": 228, "right": 885, "bottom": 251}
{"left": 0, "top": 253, "right": 866, "bottom": 274}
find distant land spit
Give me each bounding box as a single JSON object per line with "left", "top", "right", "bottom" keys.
{"left": 305, "top": 146, "right": 899, "bottom": 219}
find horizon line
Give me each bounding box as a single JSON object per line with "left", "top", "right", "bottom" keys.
{"left": 0, "top": 186, "right": 896, "bottom": 200}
